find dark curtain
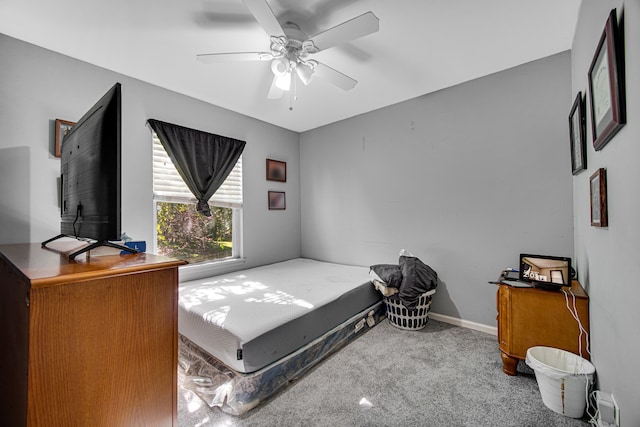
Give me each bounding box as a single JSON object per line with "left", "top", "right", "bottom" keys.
{"left": 147, "top": 119, "right": 246, "bottom": 216}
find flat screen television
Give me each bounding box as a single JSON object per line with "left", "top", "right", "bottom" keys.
{"left": 519, "top": 254, "right": 572, "bottom": 289}
{"left": 42, "top": 82, "right": 136, "bottom": 260}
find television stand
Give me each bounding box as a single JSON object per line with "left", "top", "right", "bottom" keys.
{"left": 41, "top": 234, "right": 138, "bottom": 260}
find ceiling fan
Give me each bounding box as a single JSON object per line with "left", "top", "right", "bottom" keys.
{"left": 197, "top": 0, "right": 379, "bottom": 101}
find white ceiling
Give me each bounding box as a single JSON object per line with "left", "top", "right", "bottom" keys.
{"left": 0, "top": 0, "right": 581, "bottom": 133}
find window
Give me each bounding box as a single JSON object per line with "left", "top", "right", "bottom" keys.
{"left": 152, "top": 132, "right": 242, "bottom": 266}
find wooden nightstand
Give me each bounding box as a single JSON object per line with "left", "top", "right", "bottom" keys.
{"left": 496, "top": 280, "right": 590, "bottom": 375}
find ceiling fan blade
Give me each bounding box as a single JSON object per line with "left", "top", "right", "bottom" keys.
{"left": 267, "top": 75, "right": 285, "bottom": 99}
{"left": 243, "top": 0, "right": 285, "bottom": 37}
{"left": 196, "top": 52, "right": 274, "bottom": 63}
{"left": 305, "top": 11, "right": 379, "bottom": 53}
{"left": 313, "top": 62, "right": 357, "bottom": 91}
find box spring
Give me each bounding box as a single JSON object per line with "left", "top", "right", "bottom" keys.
{"left": 178, "top": 301, "right": 385, "bottom": 415}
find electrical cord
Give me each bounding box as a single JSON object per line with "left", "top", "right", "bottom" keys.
{"left": 562, "top": 288, "right": 599, "bottom": 425}
{"left": 72, "top": 203, "right": 82, "bottom": 237}
{"left": 587, "top": 390, "right": 601, "bottom": 426}
{"left": 562, "top": 288, "right": 590, "bottom": 358}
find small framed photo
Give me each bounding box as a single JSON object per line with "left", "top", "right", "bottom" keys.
{"left": 55, "top": 119, "right": 75, "bottom": 158}
{"left": 590, "top": 168, "right": 608, "bottom": 227}
{"left": 569, "top": 92, "right": 587, "bottom": 175}
{"left": 587, "top": 9, "right": 625, "bottom": 151}
{"left": 266, "top": 159, "right": 286, "bottom": 182}
{"left": 268, "top": 191, "right": 286, "bottom": 210}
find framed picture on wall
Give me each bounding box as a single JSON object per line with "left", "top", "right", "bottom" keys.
{"left": 266, "top": 159, "right": 286, "bottom": 182}
{"left": 268, "top": 191, "right": 286, "bottom": 210}
{"left": 54, "top": 119, "right": 75, "bottom": 158}
{"left": 569, "top": 92, "right": 587, "bottom": 175}
{"left": 590, "top": 168, "right": 607, "bottom": 227}
{"left": 587, "top": 9, "right": 626, "bottom": 151}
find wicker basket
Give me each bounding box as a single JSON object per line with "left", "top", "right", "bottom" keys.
{"left": 383, "top": 289, "right": 436, "bottom": 330}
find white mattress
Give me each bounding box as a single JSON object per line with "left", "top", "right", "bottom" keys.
{"left": 178, "top": 258, "right": 378, "bottom": 373}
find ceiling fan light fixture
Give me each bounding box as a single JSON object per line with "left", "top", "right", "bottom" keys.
{"left": 275, "top": 71, "right": 292, "bottom": 91}
{"left": 296, "top": 62, "right": 314, "bottom": 85}
{"left": 271, "top": 57, "right": 289, "bottom": 76}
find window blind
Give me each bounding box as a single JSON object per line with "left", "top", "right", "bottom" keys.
{"left": 152, "top": 133, "right": 242, "bottom": 208}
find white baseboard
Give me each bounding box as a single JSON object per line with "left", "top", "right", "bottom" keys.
{"left": 430, "top": 312, "right": 497, "bottom": 336}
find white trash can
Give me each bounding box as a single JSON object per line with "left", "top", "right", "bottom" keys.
{"left": 525, "top": 346, "right": 595, "bottom": 418}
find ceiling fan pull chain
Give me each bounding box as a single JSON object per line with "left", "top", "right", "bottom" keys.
{"left": 289, "top": 74, "right": 297, "bottom": 111}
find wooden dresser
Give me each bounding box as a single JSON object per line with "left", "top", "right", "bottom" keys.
{"left": 496, "top": 280, "right": 590, "bottom": 375}
{"left": 0, "top": 243, "right": 185, "bottom": 426}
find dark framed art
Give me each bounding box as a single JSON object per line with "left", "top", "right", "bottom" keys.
{"left": 266, "top": 159, "right": 286, "bottom": 182}
{"left": 268, "top": 191, "right": 286, "bottom": 210}
{"left": 54, "top": 119, "right": 75, "bottom": 158}
{"left": 569, "top": 92, "right": 587, "bottom": 175}
{"left": 590, "top": 168, "right": 607, "bottom": 227}
{"left": 587, "top": 9, "right": 626, "bottom": 151}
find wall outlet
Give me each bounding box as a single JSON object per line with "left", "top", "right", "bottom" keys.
{"left": 595, "top": 391, "right": 620, "bottom": 427}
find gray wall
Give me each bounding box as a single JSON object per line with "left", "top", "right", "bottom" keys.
{"left": 572, "top": 2, "right": 640, "bottom": 424}
{"left": 300, "top": 52, "right": 573, "bottom": 327}
{"left": 0, "top": 34, "right": 301, "bottom": 269}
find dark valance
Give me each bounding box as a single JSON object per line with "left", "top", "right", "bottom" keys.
{"left": 147, "top": 119, "right": 245, "bottom": 216}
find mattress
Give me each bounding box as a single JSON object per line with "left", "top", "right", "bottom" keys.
{"left": 178, "top": 258, "right": 381, "bottom": 373}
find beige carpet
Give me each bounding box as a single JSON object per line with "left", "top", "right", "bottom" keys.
{"left": 178, "top": 319, "right": 592, "bottom": 426}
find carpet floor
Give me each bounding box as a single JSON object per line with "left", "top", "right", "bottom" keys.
{"left": 178, "top": 319, "right": 592, "bottom": 426}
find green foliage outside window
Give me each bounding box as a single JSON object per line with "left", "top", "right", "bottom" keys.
{"left": 156, "top": 201, "right": 233, "bottom": 264}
